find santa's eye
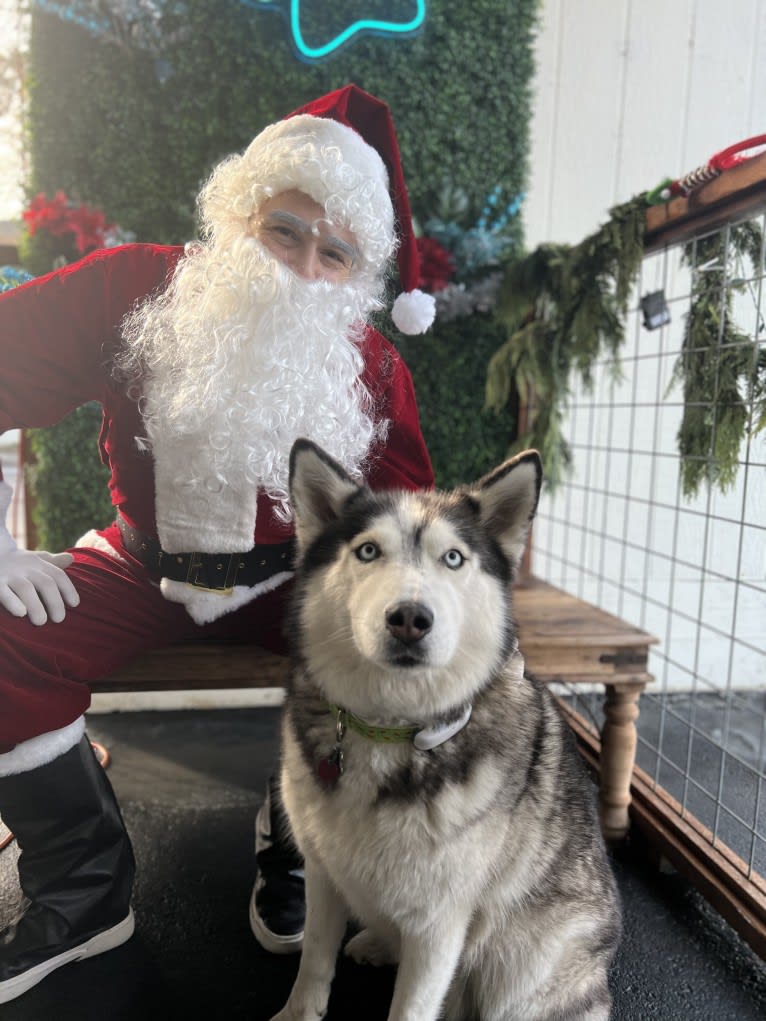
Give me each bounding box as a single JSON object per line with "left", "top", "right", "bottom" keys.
{"left": 263, "top": 223, "right": 301, "bottom": 246}
{"left": 321, "top": 245, "right": 353, "bottom": 268}
{"left": 274, "top": 225, "right": 299, "bottom": 240}
{"left": 442, "top": 549, "right": 465, "bottom": 570}
{"left": 355, "top": 541, "right": 381, "bottom": 563}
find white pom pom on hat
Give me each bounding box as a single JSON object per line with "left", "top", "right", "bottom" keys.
{"left": 285, "top": 84, "right": 435, "bottom": 335}
{"left": 391, "top": 288, "right": 436, "bottom": 335}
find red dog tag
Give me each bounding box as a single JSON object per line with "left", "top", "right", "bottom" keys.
{"left": 317, "top": 746, "right": 344, "bottom": 788}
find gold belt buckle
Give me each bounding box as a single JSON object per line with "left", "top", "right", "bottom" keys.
{"left": 185, "top": 552, "right": 237, "bottom": 594}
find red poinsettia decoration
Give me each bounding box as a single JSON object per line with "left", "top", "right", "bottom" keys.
{"left": 66, "top": 204, "right": 113, "bottom": 254}
{"left": 416, "top": 235, "right": 455, "bottom": 293}
{"left": 22, "top": 191, "right": 115, "bottom": 254}
{"left": 22, "top": 190, "right": 71, "bottom": 238}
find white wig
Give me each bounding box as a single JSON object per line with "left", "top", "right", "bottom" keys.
{"left": 197, "top": 115, "right": 397, "bottom": 285}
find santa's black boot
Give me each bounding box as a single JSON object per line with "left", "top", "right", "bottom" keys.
{"left": 249, "top": 775, "right": 305, "bottom": 954}
{"left": 0, "top": 735, "right": 135, "bottom": 1004}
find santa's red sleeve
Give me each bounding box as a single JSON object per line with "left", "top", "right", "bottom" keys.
{"left": 361, "top": 327, "right": 434, "bottom": 493}
{"left": 0, "top": 244, "right": 181, "bottom": 435}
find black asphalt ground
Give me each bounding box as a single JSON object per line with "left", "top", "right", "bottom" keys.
{"left": 2, "top": 707, "right": 766, "bottom": 1020}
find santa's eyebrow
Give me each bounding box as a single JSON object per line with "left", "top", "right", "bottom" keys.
{"left": 323, "top": 234, "right": 359, "bottom": 261}
{"left": 262, "top": 210, "right": 311, "bottom": 233}
{"left": 262, "top": 210, "right": 359, "bottom": 260}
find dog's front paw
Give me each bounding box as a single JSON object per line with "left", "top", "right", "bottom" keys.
{"left": 344, "top": 929, "right": 398, "bottom": 967}
{"left": 269, "top": 990, "right": 329, "bottom": 1021}
{"left": 269, "top": 1008, "right": 324, "bottom": 1021}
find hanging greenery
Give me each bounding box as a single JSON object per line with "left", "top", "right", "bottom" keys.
{"left": 485, "top": 195, "right": 647, "bottom": 486}
{"left": 485, "top": 197, "right": 765, "bottom": 499}
{"left": 673, "top": 221, "right": 766, "bottom": 498}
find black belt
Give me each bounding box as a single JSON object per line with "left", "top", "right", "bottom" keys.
{"left": 117, "top": 515, "right": 294, "bottom": 592}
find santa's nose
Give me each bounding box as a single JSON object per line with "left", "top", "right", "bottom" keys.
{"left": 292, "top": 244, "right": 323, "bottom": 281}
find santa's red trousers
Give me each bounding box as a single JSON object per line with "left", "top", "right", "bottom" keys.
{"left": 0, "top": 524, "right": 291, "bottom": 753}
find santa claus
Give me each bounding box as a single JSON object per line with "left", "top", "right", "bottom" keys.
{"left": 0, "top": 85, "right": 434, "bottom": 1003}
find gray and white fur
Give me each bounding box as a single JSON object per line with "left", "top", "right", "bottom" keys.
{"left": 270, "top": 439, "right": 621, "bottom": 1021}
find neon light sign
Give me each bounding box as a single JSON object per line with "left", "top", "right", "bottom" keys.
{"left": 251, "top": 1, "right": 428, "bottom": 61}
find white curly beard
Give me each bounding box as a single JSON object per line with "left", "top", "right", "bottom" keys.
{"left": 119, "top": 234, "right": 388, "bottom": 554}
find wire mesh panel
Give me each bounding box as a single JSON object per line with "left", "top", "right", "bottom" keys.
{"left": 532, "top": 210, "right": 766, "bottom": 881}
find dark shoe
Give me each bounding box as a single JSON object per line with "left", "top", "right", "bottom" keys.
{"left": 249, "top": 778, "right": 305, "bottom": 954}
{"left": 0, "top": 735, "right": 135, "bottom": 1003}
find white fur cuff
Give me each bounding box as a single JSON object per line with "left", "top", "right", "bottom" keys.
{"left": 0, "top": 717, "right": 85, "bottom": 777}
{"left": 75, "top": 528, "right": 128, "bottom": 562}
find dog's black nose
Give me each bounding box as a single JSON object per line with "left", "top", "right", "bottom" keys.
{"left": 385, "top": 601, "right": 433, "bottom": 645}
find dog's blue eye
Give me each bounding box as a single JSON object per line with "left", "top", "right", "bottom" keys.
{"left": 356, "top": 541, "right": 380, "bottom": 562}
{"left": 442, "top": 549, "right": 464, "bottom": 570}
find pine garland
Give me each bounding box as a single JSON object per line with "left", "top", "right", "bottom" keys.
{"left": 485, "top": 196, "right": 647, "bottom": 486}
{"left": 486, "top": 199, "right": 765, "bottom": 498}
{"left": 673, "top": 221, "right": 766, "bottom": 498}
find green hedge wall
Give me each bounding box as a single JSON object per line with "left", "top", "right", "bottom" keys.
{"left": 393, "top": 314, "right": 518, "bottom": 488}
{"left": 27, "top": 1, "right": 537, "bottom": 242}
{"left": 27, "top": 404, "right": 114, "bottom": 550}
{"left": 22, "top": 0, "right": 537, "bottom": 544}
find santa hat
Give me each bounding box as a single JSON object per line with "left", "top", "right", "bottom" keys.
{"left": 287, "top": 85, "right": 434, "bottom": 334}
{"left": 231, "top": 84, "right": 434, "bottom": 335}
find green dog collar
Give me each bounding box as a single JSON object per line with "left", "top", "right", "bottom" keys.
{"left": 327, "top": 703, "right": 419, "bottom": 744}
{"left": 327, "top": 702, "right": 472, "bottom": 750}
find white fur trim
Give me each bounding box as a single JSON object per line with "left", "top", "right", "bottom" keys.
{"left": 160, "top": 571, "right": 294, "bottom": 625}
{"left": 152, "top": 444, "right": 259, "bottom": 555}
{"left": 75, "top": 528, "right": 128, "bottom": 563}
{"left": 391, "top": 289, "right": 436, "bottom": 335}
{"left": 0, "top": 717, "right": 85, "bottom": 777}
{"left": 0, "top": 480, "right": 16, "bottom": 555}
{"left": 271, "top": 114, "right": 388, "bottom": 195}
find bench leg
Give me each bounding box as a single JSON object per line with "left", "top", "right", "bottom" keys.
{"left": 599, "top": 683, "right": 643, "bottom": 841}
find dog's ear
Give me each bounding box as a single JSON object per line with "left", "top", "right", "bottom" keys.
{"left": 472, "top": 450, "right": 542, "bottom": 565}
{"left": 289, "top": 438, "right": 361, "bottom": 549}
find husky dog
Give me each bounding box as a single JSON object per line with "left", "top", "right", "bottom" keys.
{"left": 270, "top": 439, "right": 621, "bottom": 1021}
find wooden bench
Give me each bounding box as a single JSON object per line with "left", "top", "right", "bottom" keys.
{"left": 96, "top": 576, "right": 657, "bottom": 841}
{"left": 511, "top": 576, "right": 657, "bottom": 840}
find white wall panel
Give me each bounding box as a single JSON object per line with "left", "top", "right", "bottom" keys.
{"left": 681, "top": 0, "right": 762, "bottom": 167}
{"left": 531, "top": 0, "right": 632, "bottom": 245}
{"left": 523, "top": 0, "right": 562, "bottom": 242}
{"left": 525, "top": 0, "right": 766, "bottom": 247}
{"left": 615, "top": 0, "right": 695, "bottom": 206}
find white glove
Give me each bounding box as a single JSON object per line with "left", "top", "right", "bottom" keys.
{"left": 0, "top": 480, "right": 80, "bottom": 625}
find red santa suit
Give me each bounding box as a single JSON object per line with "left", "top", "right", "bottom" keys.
{"left": 0, "top": 243, "right": 434, "bottom": 752}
